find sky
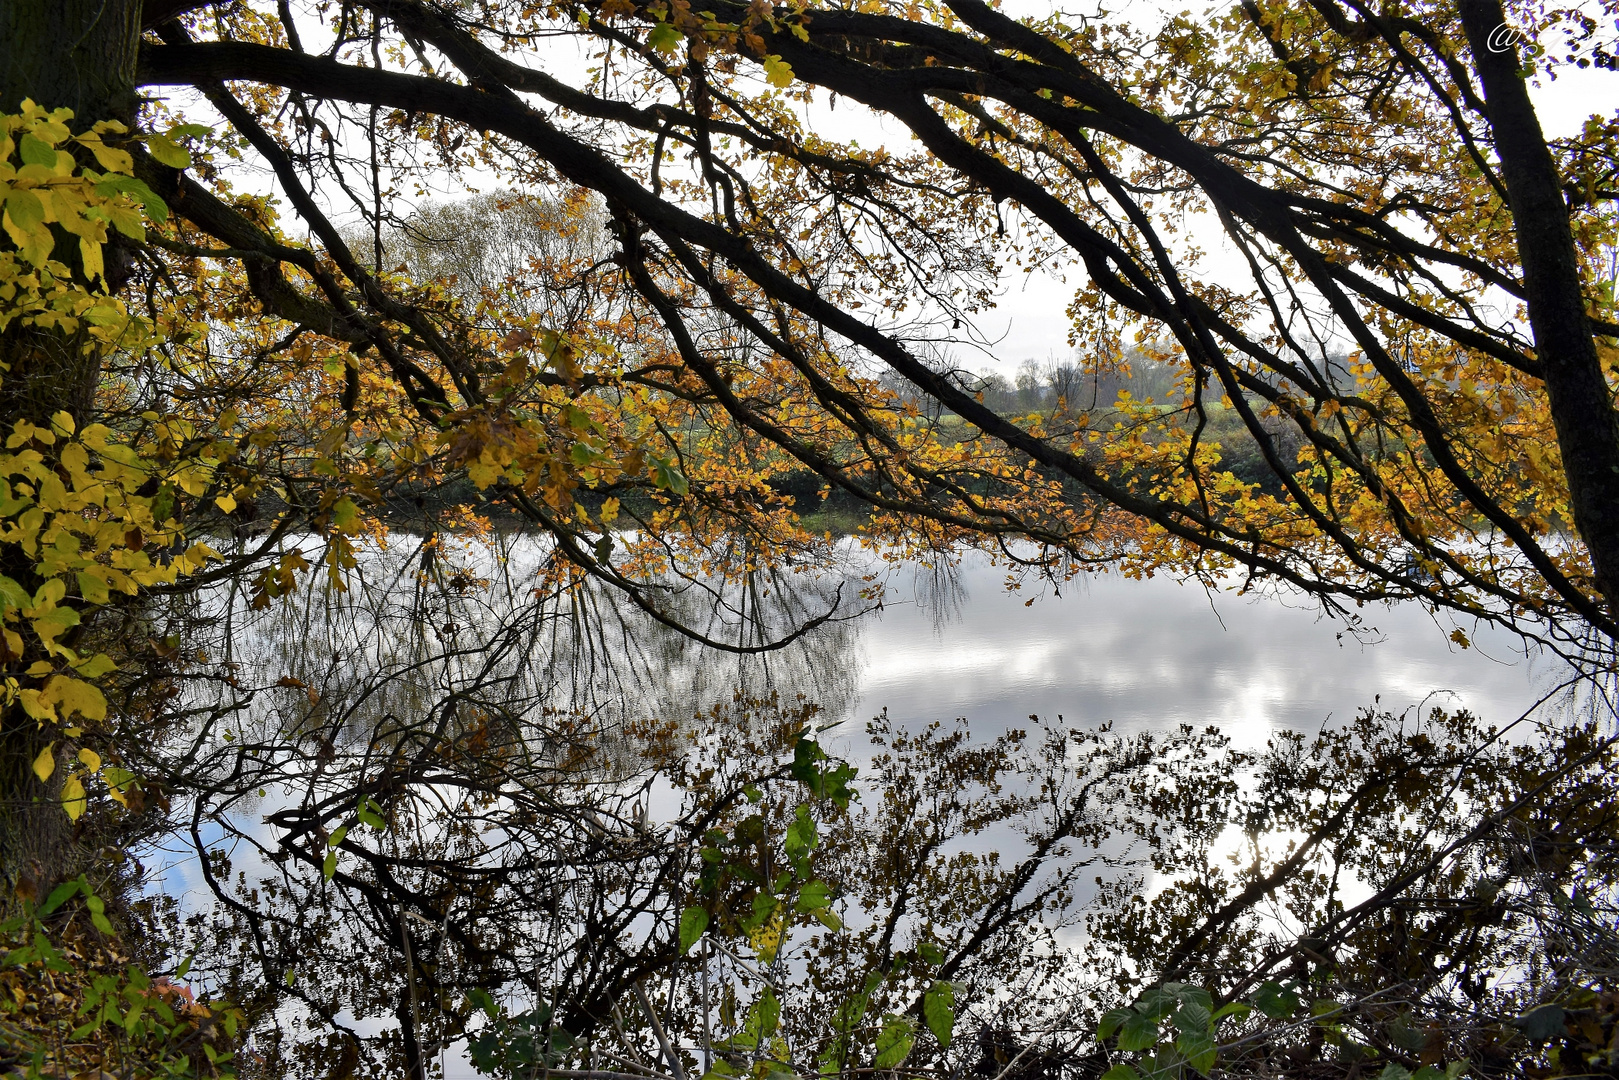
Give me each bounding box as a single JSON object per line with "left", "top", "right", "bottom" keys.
{"left": 178, "top": 0, "right": 1617, "bottom": 375}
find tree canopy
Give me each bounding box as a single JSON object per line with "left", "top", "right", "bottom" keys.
{"left": 116, "top": 0, "right": 1619, "bottom": 655}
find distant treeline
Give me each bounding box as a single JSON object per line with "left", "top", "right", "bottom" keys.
{"left": 879, "top": 346, "right": 1355, "bottom": 417}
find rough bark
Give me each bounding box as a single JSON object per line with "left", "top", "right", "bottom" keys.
{"left": 0, "top": 0, "right": 145, "bottom": 901}
{"left": 0, "top": 0, "right": 144, "bottom": 123}
{"left": 1458, "top": 0, "right": 1619, "bottom": 621}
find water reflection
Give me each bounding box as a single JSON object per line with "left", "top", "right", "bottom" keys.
{"left": 852, "top": 555, "right": 1561, "bottom": 748}
{"left": 169, "top": 531, "right": 1560, "bottom": 791}
{"left": 192, "top": 530, "right": 867, "bottom": 749}
{"left": 140, "top": 532, "right": 1570, "bottom": 1080}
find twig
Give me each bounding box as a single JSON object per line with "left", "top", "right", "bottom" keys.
{"left": 634, "top": 979, "right": 688, "bottom": 1080}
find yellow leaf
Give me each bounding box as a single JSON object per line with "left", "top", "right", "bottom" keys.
{"left": 77, "top": 747, "right": 101, "bottom": 772}
{"left": 79, "top": 236, "right": 104, "bottom": 281}
{"left": 73, "top": 653, "right": 116, "bottom": 678}
{"left": 30, "top": 577, "right": 65, "bottom": 611}
{"left": 45, "top": 675, "right": 107, "bottom": 721}
{"left": 108, "top": 202, "right": 144, "bottom": 240}
{"left": 79, "top": 136, "right": 133, "bottom": 174}
{"left": 31, "top": 742, "right": 54, "bottom": 782}
{"left": 12, "top": 218, "right": 52, "bottom": 266}
{"left": 762, "top": 55, "right": 796, "bottom": 88}
{"left": 215, "top": 493, "right": 238, "bottom": 514}
{"left": 19, "top": 690, "right": 55, "bottom": 722}
{"left": 61, "top": 774, "right": 86, "bottom": 821}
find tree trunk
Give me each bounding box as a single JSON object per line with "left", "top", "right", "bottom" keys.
{"left": 1459, "top": 0, "right": 1619, "bottom": 624}
{"left": 0, "top": 0, "right": 144, "bottom": 123}
{"left": 0, "top": 0, "right": 144, "bottom": 901}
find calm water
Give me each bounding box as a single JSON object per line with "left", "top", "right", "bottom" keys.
{"left": 174, "top": 532, "right": 1561, "bottom": 785}
{"left": 681, "top": 544, "right": 1558, "bottom": 753}
{"left": 146, "top": 534, "right": 1565, "bottom": 1078}
{"left": 852, "top": 558, "right": 1553, "bottom": 741}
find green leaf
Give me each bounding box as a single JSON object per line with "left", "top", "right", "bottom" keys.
{"left": 1098, "top": 1007, "right": 1134, "bottom": 1040}
{"left": 1173, "top": 1001, "right": 1211, "bottom": 1034}
{"left": 796, "top": 879, "right": 831, "bottom": 911}
{"left": 1253, "top": 981, "right": 1299, "bottom": 1019}
{"left": 327, "top": 826, "right": 348, "bottom": 848}
{"left": 1176, "top": 1029, "right": 1216, "bottom": 1075}
{"left": 1514, "top": 1003, "right": 1566, "bottom": 1042}
{"left": 0, "top": 575, "right": 30, "bottom": 613}
{"left": 918, "top": 941, "right": 946, "bottom": 966}
{"left": 322, "top": 848, "right": 338, "bottom": 880}
{"left": 923, "top": 980, "right": 955, "bottom": 1048}
{"left": 650, "top": 454, "right": 689, "bottom": 495}
{"left": 785, "top": 804, "right": 818, "bottom": 861}
{"left": 1099, "top": 1067, "right": 1140, "bottom": 1080}
{"left": 1171, "top": 985, "right": 1214, "bottom": 1012}
{"left": 357, "top": 797, "right": 386, "bottom": 829}
{"left": 17, "top": 133, "right": 59, "bottom": 170}
{"left": 755, "top": 988, "right": 780, "bottom": 1038}
{"left": 1137, "top": 985, "right": 1179, "bottom": 1019}
{"left": 331, "top": 496, "right": 360, "bottom": 532}
{"left": 39, "top": 878, "right": 80, "bottom": 915}
{"left": 1212, "top": 1002, "right": 1253, "bottom": 1022}
{"left": 1376, "top": 1065, "right": 1412, "bottom": 1080}
{"left": 32, "top": 603, "right": 80, "bottom": 644}
{"left": 646, "top": 21, "right": 683, "bottom": 53}
{"left": 678, "top": 905, "right": 709, "bottom": 955}
{"left": 5, "top": 188, "right": 45, "bottom": 233}
{"left": 151, "top": 484, "right": 176, "bottom": 523}
{"left": 93, "top": 174, "right": 170, "bottom": 223}
{"left": 32, "top": 930, "right": 68, "bottom": 972}
{"left": 1116, "top": 1011, "right": 1159, "bottom": 1052}
{"left": 873, "top": 1015, "right": 915, "bottom": 1068}
{"left": 77, "top": 572, "right": 110, "bottom": 605}
{"left": 145, "top": 133, "right": 191, "bottom": 169}
{"left": 467, "top": 986, "right": 499, "bottom": 1019}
